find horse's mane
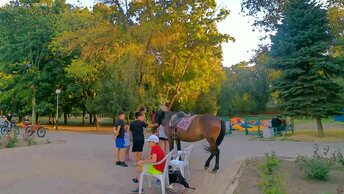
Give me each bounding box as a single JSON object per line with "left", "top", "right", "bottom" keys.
{"left": 155, "top": 111, "right": 175, "bottom": 126}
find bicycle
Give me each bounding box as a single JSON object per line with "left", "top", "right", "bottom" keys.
{"left": 0, "top": 121, "right": 20, "bottom": 136}
{"left": 24, "top": 122, "right": 47, "bottom": 138}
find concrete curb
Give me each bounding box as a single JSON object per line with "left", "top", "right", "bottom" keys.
{"left": 223, "top": 159, "right": 246, "bottom": 194}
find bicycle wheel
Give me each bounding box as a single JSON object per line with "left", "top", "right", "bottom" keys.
{"left": 37, "top": 127, "right": 46, "bottom": 138}
{"left": 1, "top": 127, "right": 8, "bottom": 135}
{"left": 25, "top": 126, "right": 33, "bottom": 137}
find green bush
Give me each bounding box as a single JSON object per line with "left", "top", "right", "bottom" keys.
{"left": 296, "top": 145, "right": 336, "bottom": 181}
{"left": 333, "top": 150, "right": 344, "bottom": 167}
{"left": 6, "top": 135, "right": 18, "bottom": 148}
{"left": 304, "top": 158, "right": 331, "bottom": 181}
{"left": 25, "top": 137, "right": 37, "bottom": 146}
{"left": 258, "top": 152, "right": 286, "bottom": 194}
{"left": 259, "top": 152, "right": 281, "bottom": 175}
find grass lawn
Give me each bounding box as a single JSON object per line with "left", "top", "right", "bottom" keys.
{"left": 273, "top": 117, "right": 344, "bottom": 142}
{"left": 275, "top": 130, "right": 344, "bottom": 142}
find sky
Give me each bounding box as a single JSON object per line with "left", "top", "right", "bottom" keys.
{"left": 0, "top": 0, "right": 263, "bottom": 67}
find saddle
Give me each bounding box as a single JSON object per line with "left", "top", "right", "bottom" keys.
{"left": 170, "top": 111, "right": 187, "bottom": 128}
{"left": 169, "top": 112, "right": 196, "bottom": 133}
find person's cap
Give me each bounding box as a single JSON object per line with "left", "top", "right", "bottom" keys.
{"left": 145, "top": 135, "right": 159, "bottom": 143}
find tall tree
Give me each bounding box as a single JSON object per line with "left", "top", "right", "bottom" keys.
{"left": 0, "top": 0, "right": 59, "bottom": 124}
{"left": 269, "top": 0, "right": 343, "bottom": 137}
{"left": 217, "top": 60, "right": 270, "bottom": 116}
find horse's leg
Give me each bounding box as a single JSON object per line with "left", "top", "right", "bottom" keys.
{"left": 176, "top": 139, "right": 181, "bottom": 151}
{"left": 204, "top": 138, "right": 217, "bottom": 170}
{"left": 213, "top": 148, "right": 220, "bottom": 173}
{"left": 169, "top": 138, "right": 174, "bottom": 151}
{"left": 204, "top": 152, "right": 215, "bottom": 170}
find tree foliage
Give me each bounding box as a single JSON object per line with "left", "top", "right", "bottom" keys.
{"left": 0, "top": 0, "right": 232, "bottom": 124}
{"left": 268, "top": 0, "right": 344, "bottom": 136}
{"left": 217, "top": 56, "right": 271, "bottom": 116}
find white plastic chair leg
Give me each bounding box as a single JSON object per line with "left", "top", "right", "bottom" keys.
{"left": 161, "top": 176, "right": 166, "bottom": 194}
{"left": 166, "top": 171, "right": 170, "bottom": 186}
{"left": 180, "top": 164, "right": 185, "bottom": 178}
{"left": 148, "top": 176, "right": 152, "bottom": 188}
{"left": 139, "top": 173, "right": 144, "bottom": 194}
{"left": 187, "top": 164, "right": 191, "bottom": 181}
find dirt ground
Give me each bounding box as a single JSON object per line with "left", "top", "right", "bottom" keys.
{"left": 234, "top": 158, "right": 344, "bottom": 194}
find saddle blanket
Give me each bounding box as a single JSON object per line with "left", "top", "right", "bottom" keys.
{"left": 169, "top": 115, "right": 196, "bottom": 131}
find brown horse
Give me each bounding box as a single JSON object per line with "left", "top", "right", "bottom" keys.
{"left": 154, "top": 111, "right": 226, "bottom": 173}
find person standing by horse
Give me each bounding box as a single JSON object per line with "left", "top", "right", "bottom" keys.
{"left": 130, "top": 112, "right": 157, "bottom": 164}
{"left": 136, "top": 105, "right": 147, "bottom": 116}
{"left": 157, "top": 124, "right": 169, "bottom": 153}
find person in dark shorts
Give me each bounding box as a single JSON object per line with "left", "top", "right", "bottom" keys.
{"left": 130, "top": 112, "right": 157, "bottom": 163}
{"left": 114, "top": 111, "right": 128, "bottom": 167}
{"left": 157, "top": 124, "right": 169, "bottom": 153}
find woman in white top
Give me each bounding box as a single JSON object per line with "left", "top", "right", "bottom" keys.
{"left": 157, "top": 124, "right": 169, "bottom": 153}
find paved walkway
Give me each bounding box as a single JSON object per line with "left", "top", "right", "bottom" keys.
{"left": 0, "top": 131, "right": 343, "bottom": 194}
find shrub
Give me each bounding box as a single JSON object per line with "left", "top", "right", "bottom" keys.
{"left": 332, "top": 150, "right": 344, "bottom": 167}
{"left": 259, "top": 152, "right": 281, "bottom": 175}
{"left": 296, "top": 144, "right": 335, "bottom": 181}
{"left": 258, "top": 152, "right": 286, "bottom": 194}
{"left": 25, "top": 137, "right": 37, "bottom": 146}
{"left": 302, "top": 157, "right": 331, "bottom": 180}
{"left": 6, "top": 134, "right": 18, "bottom": 148}
{"left": 338, "top": 185, "right": 344, "bottom": 194}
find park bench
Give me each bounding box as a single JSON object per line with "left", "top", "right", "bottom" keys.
{"left": 271, "top": 119, "right": 294, "bottom": 136}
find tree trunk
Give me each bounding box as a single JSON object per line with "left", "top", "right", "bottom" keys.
{"left": 82, "top": 109, "right": 85, "bottom": 126}
{"left": 316, "top": 117, "right": 324, "bottom": 137}
{"left": 94, "top": 114, "right": 99, "bottom": 130}
{"left": 89, "top": 113, "right": 92, "bottom": 124}
{"left": 32, "top": 89, "right": 36, "bottom": 125}
{"left": 64, "top": 112, "right": 68, "bottom": 125}
{"left": 52, "top": 113, "right": 56, "bottom": 125}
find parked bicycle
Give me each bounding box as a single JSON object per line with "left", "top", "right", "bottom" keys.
{"left": 0, "top": 121, "right": 20, "bottom": 135}
{"left": 24, "top": 122, "right": 47, "bottom": 138}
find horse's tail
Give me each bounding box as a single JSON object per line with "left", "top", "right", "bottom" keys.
{"left": 203, "top": 119, "right": 226, "bottom": 153}
{"left": 216, "top": 119, "right": 226, "bottom": 146}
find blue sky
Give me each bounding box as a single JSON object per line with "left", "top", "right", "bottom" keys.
{"left": 0, "top": 0, "right": 263, "bottom": 67}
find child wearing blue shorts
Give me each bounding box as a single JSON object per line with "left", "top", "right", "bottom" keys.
{"left": 114, "top": 111, "right": 128, "bottom": 167}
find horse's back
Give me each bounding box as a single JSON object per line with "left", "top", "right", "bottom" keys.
{"left": 197, "top": 114, "right": 221, "bottom": 125}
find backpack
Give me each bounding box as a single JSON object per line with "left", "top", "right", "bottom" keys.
{"left": 168, "top": 170, "right": 195, "bottom": 190}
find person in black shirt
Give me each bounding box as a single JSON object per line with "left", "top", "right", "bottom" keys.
{"left": 6, "top": 113, "right": 12, "bottom": 122}
{"left": 130, "top": 111, "right": 157, "bottom": 163}
{"left": 114, "top": 111, "right": 128, "bottom": 167}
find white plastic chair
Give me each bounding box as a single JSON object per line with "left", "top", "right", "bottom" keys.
{"left": 169, "top": 145, "right": 194, "bottom": 181}
{"left": 139, "top": 150, "right": 174, "bottom": 194}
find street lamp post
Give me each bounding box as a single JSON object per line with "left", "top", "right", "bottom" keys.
{"left": 55, "top": 89, "right": 61, "bottom": 131}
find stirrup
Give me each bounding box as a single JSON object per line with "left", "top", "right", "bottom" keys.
{"left": 172, "top": 133, "right": 178, "bottom": 139}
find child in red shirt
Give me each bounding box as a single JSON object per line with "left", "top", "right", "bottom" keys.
{"left": 132, "top": 135, "right": 166, "bottom": 193}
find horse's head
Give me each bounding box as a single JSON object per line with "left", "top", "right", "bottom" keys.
{"left": 154, "top": 111, "right": 174, "bottom": 127}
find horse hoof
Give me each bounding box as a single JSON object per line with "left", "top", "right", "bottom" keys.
{"left": 204, "top": 166, "right": 209, "bottom": 170}
{"left": 212, "top": 169, "right": 217, "bottom": 174}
